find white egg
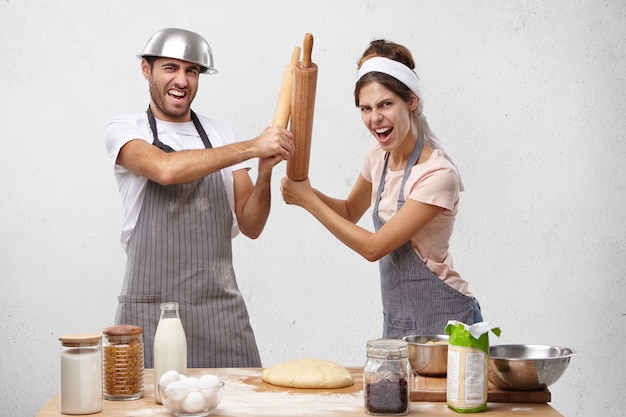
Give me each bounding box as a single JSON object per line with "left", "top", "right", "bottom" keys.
{"left": 182, "top": 391, "right": 205, "bottom": 413}
{"left": 164, "top": 397, "right": 182, "bottom": 411}
{"left": 204, "top": 394, "right": 219, "bottom": 410}
{"left": 165, "top": 380, "right": 188, "bottom": 402}
{"left": 183, "top": 376, "right": 201, "bottom": 389}
{"left": 159, "top": 370, "right": 180, "bottom": 390}
{"left": 199, "top": 374, "right": 220, "bottom": 388}
{"left": 200, "top": 374, "right": 221, "bottom": 399}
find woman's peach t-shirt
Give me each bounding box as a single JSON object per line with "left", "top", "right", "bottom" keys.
{"left": 361, "top": 143, "right": 471, "bottom": 296}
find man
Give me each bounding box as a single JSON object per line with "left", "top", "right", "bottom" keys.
{"left": 104, "top": 28, "right": 293, "bottom": 368}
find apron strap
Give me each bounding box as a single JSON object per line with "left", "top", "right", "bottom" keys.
{"left": 146, "top": 105, "right": 213, "bottom": 151}
{"left": 373, "top": 134, "right": 425, "bottom": 216}
{"left": 190, "top": 111, "right": 213, "bottom": 149}
{"left": 397, "top": 134, "right": 424, "bottom": 210}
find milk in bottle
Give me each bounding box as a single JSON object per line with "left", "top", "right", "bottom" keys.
{"left": 153, "top": 302, "right": 187, "bottom": 403}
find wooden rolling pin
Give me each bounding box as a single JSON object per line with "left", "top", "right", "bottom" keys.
{"left": 286, "top": 33, "right": 318, "bottom": 181}
{"left": 272, "top": 46, "right": 301, "bottom": 128}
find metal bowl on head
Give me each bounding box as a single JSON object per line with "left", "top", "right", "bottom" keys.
{"left": 489, "top": 344, "right": 577, "bottom": 391}
{"left": 138, "top": 28, "right": 218, "bottom": 74}
{"left": 403, "top": 334, "right": 449, "bottom": 377}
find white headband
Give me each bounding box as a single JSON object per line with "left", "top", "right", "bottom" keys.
{"left": 357, "top": 57, "right": 423, "bottom": 100}
{"left": 357, "top": 56, "right": 465, "bottom": 190}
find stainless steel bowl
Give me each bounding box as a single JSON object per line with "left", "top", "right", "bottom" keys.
{"left": 489, "top": 344, "right": 577, "bottom": 391}
{"left": 138, "top": 28, "right": 217, "bottom": 74}
{"left": 403, "top": 335, "right": 449, "bottom": 377}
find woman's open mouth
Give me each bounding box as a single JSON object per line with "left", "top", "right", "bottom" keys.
{"left": 375, "top": 127, "right": 393, "bottom": 143}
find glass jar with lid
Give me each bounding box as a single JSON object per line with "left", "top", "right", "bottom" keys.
{"left": 363, "top": 339, "right": 411, "bottom": 415}
{"left": 102, "top": 325, "right": 144, "bottom": 400}
{"left": 59, "top": 333, "right": 103, "bottom": 414}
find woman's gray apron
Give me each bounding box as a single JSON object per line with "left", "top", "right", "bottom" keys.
{"left": 373, "top": 135, "right": 474, "bottom": 339}
{"left": 115, "top": 106, "right": 261, "bottom": 368}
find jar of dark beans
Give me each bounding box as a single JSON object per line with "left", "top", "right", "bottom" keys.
{"left": 364, "top": 339, "right": 411, "bottom": 415}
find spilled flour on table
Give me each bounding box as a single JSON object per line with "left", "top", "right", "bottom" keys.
{"left": 214, "top": 368, "right": 363, "bottom": 416}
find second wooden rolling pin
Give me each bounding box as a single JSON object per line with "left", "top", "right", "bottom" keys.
{"left": 286, "top": 33, "right": 318, "bottom": 181}
{"left": 272, "top": 46, "right": 301, "bottom": 128}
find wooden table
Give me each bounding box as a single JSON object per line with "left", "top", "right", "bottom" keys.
{"left": 36, "top": 368, "right": 564, "bottom": 416}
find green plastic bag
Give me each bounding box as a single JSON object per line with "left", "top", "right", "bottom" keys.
{"left": 445, "top": 321, "right": 501, "bottom": 413}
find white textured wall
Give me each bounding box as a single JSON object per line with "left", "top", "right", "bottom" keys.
{"left": 1, "top": 1, "right": 624, "bottom": 416}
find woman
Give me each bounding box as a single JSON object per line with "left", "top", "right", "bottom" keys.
{"left": 280, "top": 40, "right": 482, "bottom": 338}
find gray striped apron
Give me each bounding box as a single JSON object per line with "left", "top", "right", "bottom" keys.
{"left": 115, "top": 106, "right": 261, "bottom": 368}
{"left": 373, "top": 135, "right": 475, "bottom": 339}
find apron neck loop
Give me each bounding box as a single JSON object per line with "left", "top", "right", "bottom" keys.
{"left": 146, "top": 105, "right": 213, "bottom": 151}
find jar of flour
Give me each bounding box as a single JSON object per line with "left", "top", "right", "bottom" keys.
{"left": 58, "top": 333, "right": 103, "bottom": 415}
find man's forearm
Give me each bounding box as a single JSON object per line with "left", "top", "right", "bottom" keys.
{"left": 237, "top": 169, "right": 273, "bottom": 239}
{"left": 158, "top": 140, "right": 259, "bottom": 185}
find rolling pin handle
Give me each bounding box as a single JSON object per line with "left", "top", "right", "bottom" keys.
{"left": 302, "top": 33, "right": 314, "bottom": 68}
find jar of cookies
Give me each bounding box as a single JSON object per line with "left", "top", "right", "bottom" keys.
{"left": 363, "top": 339, "right": 411, "bottom": 415}
{"left": 102, "top": 325, "right": 144, "bottom": 400}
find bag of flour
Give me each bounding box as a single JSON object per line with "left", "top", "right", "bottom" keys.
{"left": 445, "top": 320, "right": 501, "bottom": 413}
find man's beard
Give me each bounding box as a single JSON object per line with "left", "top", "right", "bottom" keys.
{"left": 148, "top": 81, "right": 193, "bottom": 120}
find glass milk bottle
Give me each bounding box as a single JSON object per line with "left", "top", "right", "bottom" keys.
{"left": 58, "top": 333, "right": 103, "bottom": 415}
{"left": 153, "top": 301, "right": 187, "bottom": 403}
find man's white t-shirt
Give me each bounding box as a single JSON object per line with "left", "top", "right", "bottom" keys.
{"left": 104, "top": 111, "right": 251, "bottom": 250}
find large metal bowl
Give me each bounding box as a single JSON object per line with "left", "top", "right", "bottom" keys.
{"left": 488, "top": 344, "right": 577, "bottom": 391}
{"left": 138, "top": 28, "right": 218, "bottom": 74}
{"left": 403, "top": 335, "right": 449, "bottom": 377}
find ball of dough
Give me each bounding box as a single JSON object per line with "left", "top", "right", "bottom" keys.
{"left": 262, "top": 358, "right": 354, "bottom": 388}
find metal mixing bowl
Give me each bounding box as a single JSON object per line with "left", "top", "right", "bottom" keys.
{"left": 403, "top": 335, "right": 449, "bottom": 377}
{"left": 138, "top": 28, "right": 218, "bottom": 74}
{"left": 488, "top": 344, "right": 577, "bottom": 391}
